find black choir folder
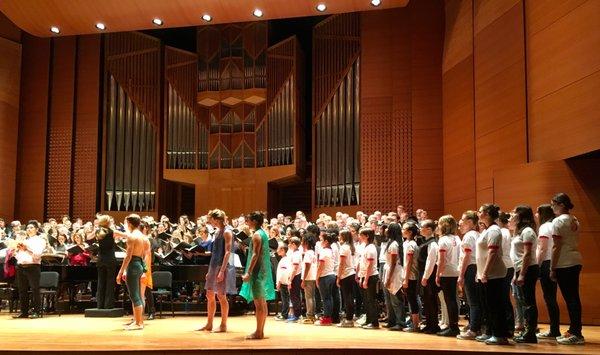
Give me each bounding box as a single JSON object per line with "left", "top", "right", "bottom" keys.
{"left": 154, "top": 249, "right": 179, "bottom": 262}
{"left": 67, "top": 244, "right": 84, "bottom": 255}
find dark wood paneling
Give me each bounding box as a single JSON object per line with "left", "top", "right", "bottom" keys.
{"left": 45, "top": 36, "right": 77, "bottom": 219}
{"left": 0, "top": 12, "right": 20, "bottom": 43}
{"left": 0, "top": 37, "right": 21, "bottom": 220}
{"left": 15, "top": 35, "right": 51, "bottom": 221}
{"left": 72, "top": 35, "right": 101, "bottom": 220}
{"left": 443, "top": 0, "right": 473, "bottom": 73}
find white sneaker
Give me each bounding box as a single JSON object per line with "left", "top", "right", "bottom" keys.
{"left": 557, "top": 335, "right": 585, "bottom": 345}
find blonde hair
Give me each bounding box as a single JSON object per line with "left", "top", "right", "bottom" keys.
{"left": 438, "top": 215, "right": 458, "bottom": 235}
{"left": 97, "top": 214, "right": 111, "bottom": 228}
{"left": 208, "top": 209, "right": 226, "bottom": 222}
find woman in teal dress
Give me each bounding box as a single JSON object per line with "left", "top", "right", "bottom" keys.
{"left": 240, "top": 211, "right": 275, "bottom": 340}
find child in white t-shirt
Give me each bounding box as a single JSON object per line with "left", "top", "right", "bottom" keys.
{"left": 301, "top": 233, "right": 318, "bottom": 324}
{"left": 275, "top": 243, "right": 290, "bottom": 320}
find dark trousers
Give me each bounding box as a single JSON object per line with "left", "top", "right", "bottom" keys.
{"left": 503, "top": 268, "right": 515, "bottom": 334}
{"left": 539, "top": 260, "right": 560, "bottom": 335}
{"left": 423, "top": 273, "right": 439, "bottom": 329}
{"left": 464, "top": 264, "right": 482, "bottom": 332}
{"left": 289, "top": 274, "right": 302, "bottom": 317}
{"left": 353, "top": 279, "right": 364, "bottom": 316}
{"left": 332, "top": 280, "right": 341, "bottom": 323}
{"left": 555, "top": 264, "right": 583, "bottom": 336}
{"left": 17, "top": 265, "right": 41, "bottom": 314}
{"left": 318, "top": 274, "right": 336, "bottom": 318}
{"left": 515, "top": 265, "right": 539, "bottom": 337}
{"left": 479, "top": 279, "right": 491, "bottom": 335}
{"left": 362, "top": 275, "right": 379, "bottom": 326}
{"left": 484, "top": 277, "right": 509, "bottom": 338}
{"left": 340, "top": 275, "right": 355, "bottom": 321}
{"left": 96, "top": 263, "right": 116, "bottom": 309}
{"left": 440, "top": 276, "right": 459, "bottom": 330}
{"left": 279, "top": 284, "right": 290, "bottom": 318}
{"left": 406, "top": 279, "right": 419, "bottom": 315}
{"left": 144, "top": 286, "right": 155, "bottom": 314}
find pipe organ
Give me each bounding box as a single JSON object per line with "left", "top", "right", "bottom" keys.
{"left": 103, "top": 32, "right": 160, "bottom": 212}
{"left": 313, "top": 14, "right": 361, "bottom": 207}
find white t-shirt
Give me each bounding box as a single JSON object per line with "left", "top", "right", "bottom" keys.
{"left": 501, "top": 228, "right": 514, "bottom": 268}
{"left": 422, "top": 240, "right": 439, "bottom": 280}
{"left": 552, "top": 214, "right": 582, "bottom": 268}
{"left": 276, "top": 255, "right": 291, "bottom": 285}
{"left": 437, "top": 235, "right": 460, "bottom": 277}
{"left": 476, "top": 225, "right": 507, "bottom": 280}
{"left": 460, "top": 230, "right": 478, "bottom": 266}
{"left": 355, "top": 242, "right": 365, "bottom": 273}
{"left": 403, "top": 240, "right": 419, "bottom": 280}
{"left": 318, "top": 248, "right": 335, "bottom": 277}
{"left": 358, "top": 243, "right": 378, "bottom": 278}
{"left": 331, "top": 242, "right": 340, "bottom": 274}
{"left": 384, "top": 240, "right": 401, "bottom": 267}
{"left": 537, "top": 221, "right": 554, "bottom": 262}
{"left": 510, "top": 227, "right": 537, "bottom": 270}
{"left": 379, "top": 240, "right": 388, "bottom": 264}
{"left": 338, "top": 243, "right": 356, "bottom": 279}
{"left": 302, "top": 249, "right": 318, "bottom": 281}
{"left": 290, "top": 249, "right": 303, "bottom": 276}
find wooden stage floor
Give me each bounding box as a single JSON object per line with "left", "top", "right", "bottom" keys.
{"left": 0, "top": 313, "right": 597, "bottom": 355}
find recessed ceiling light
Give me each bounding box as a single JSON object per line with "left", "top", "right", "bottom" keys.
{"left": 253, "top": 9, "right": 263, "bottom": 18}
{"left": 202, "top": 14, "right": 212, "bottom": 22}
{"left": 316, "top": 3, "right": 327, "bottom": 12}
{"left": 95, "top": 23, "right": 106, "bottom": 31}
{"left": 152, "top": 18, "right": 163, "bottom": 26}
{"left": 370, "top": 0, "right": 382, "bottom": 7}
{"left": 50, "top": 26, "right": 60, "bottom": 34}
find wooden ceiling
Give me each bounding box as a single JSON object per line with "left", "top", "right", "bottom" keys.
{"left": 0, "top": 0, "right": 409, "bottom": 37}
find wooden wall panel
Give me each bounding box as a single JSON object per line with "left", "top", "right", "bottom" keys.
{"left": 0, "top": 37, "right": 21, "bottom": 220}
{"left": 527, "top": 0, "right": 600, "bottom": 161}
{"left": 410, "top": 0, "right": 444, "bottom": 219}
{"left": 0, "top": 12, "right": 20, "bottom": 43}
{"left": 72, "top": 35, "right": 101, "bottom": 220}
{"left": 494, "top": 157, "right": 600, "bottom": 324}
{"left": 45, "top": 37, "right": 77, "bottom": 219}
{"left": 15, "top": 35, "right": 51, "bottom": 221}
{"left": 474, "top": 1, "right": 527, "bottom": 199}
{"left": 443, "top": 0, "right": 473, "bottom": 73}
{"left": 473, "top": 0, "right": 520, "bottom": 34}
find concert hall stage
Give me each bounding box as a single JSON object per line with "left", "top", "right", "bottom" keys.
{"left": 0, "top": 314, "right": 597, "bottom": 355}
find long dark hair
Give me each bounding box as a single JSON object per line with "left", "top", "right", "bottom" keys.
{"left": 537, "top": 204, "right": 554, "bottom": 225}
{"left": 386, "top": 222, "right": 404, "bottom": 266}
{"left": 339, "top": 229, "right": 355, "bottom": 256}
{"left": 514, "top": 205, "right": 536, "bottom": 234}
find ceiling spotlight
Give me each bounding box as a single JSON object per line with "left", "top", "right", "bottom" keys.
{"left": 316, "top": 3, "right": 327, "bottom": 12}
{"left": 95, "top": 23, "right": 106, "bottom": 31}
{"left": 202, "top": 14, "right": 212, "bottom": 22}
{"left": 253, "top": 9, "right": 263, "bottom": 18}
{"left": 50, "top": 26, "right": 60, "bottom": 34}
{"left": 152, "top": 18, "right": 163, "bottom": 26}
{"left": 370, "top": 0, "right": 382, "bottom": 7}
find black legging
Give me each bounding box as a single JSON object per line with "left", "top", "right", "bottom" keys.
{"left": 484, "top": 277, "right": 509, "bottom": 338}
{"left": 503, "top": 268, "right": 515, "bottom": 335}
{"left": 463, "top": 264, "right": 481, "bottom": 332}
{"left": 555, "top": 264, "right": 583, "bottom": 337}
{"left": 96, "top": 262, "right": 116, "bottom": 309}
{"left": 422, "top": 267, "right": 439, "bottom": 329}
{"left": 515, "top": 265, "right": 539, "bottom": 338}
{"left": 440, "top": 277, "right": 459, "bottom": 330}
{"left": 362, "top": 275, "right": 379, "bottom": 325}
{"left": 289, "top": 274, "right": 302, "bottom": 317}
{"left": 340, "top": 275, "right": 355, "bottom": 321}
{"left": 539, "top": 260, "right": 560, "bottom": 335}
{"left": 405, "top": 279, "right": 419, "bottom": 315}
{"left": 144, "top": 286, "right": 155, "bottom": 314}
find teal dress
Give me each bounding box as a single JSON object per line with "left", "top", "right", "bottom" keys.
{"left": 239, "top": 229, "right": 276, "bottom": 302}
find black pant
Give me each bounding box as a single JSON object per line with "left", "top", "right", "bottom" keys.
{"left": 332, "top": 280, "right": 341, "bottom": 323}
{"left": 340, "top": 275, "right": 355, "bottom": 321}
{"left": 423, "top": 270, "right": 439, "bottom": 329}
{"left": 405, "top": 279, "right": 419, "bottom": 315}
{"left": 352, "top": 278, "right": 364, "bottom": 315}
{"left": 144, "top": 286, "right": 155, "bottom": 314}
{"left": 96, "top": 262, "right": 116, "bottom": 309}
{"left": 17, "top": 265, "right": 41, "bottom": 314}
{"left": 362, "top": 275, "right": 379, "bottom": 326}
{"left": 289, "top": 274, "right": 302, "bottom": 318}
{"left": 555, "top": 264, "right": 583, "bottom": 337}
{"left": 539, "top": 260, "right": 560, "bottom": 335}
{"left": 464, "top": 264, "right": 482, "bottom": 332}
{"left": 515, "top": 265, "right": 539, "bottom": 337}
{"left": 440, "top": 276, "right": 459, "bottom": 329}
{"left": 503, "top": 268, "right": 515, "bottom": 334}
{"left": 484, "top": 277, "right": 509, "bottom": 338}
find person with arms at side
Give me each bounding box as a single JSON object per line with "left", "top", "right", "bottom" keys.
{"left": 476, "top": 204, "right": 509, "bottom": 345}
{"left": 198, "top": 209, "right": 236, "bottom": 333}
{"left": 286, "top": 236, "right": 303, "bottom": 322}
{"left": 401, "top": 222, "right": 420, "bottom": 332}
{"left": 13, "top": 220, "right": 46, "bottom": 319}
{"left": 457, "top": 212, "right": 481, "bottom": 340}
{"left": 139, "top": 221, "right": 155, "bottom": 320}
{"left": 535, "top": 204, "right": 560, "bottom": 340}
{"left": 435, "top": 215, "right": 461, "bottom": 337}
{"left": 315, "top": 231, "right": 337, "bottom": 326}
{"left": 240, "top": 211, "right": 276, "bottom": 340}
{"left": 419, "top": 220, "right": 440, "bottom": 334}
{"left": 114, "top": 214, "right": 146, "bottom": 330}
{"left": 382, "top": 222, "right": 405, "bottom": 331}
{"left": 274, "top": 243, "right": 291, "bottom": 321}
{"left": 357, "top": 228, "right": 379, "bottom": 329}
{"left": 498, "top": 212, "right": 516, "bottom": 336}
{"left": 301, "top": 233, "right": 318, "bottom": 324}
{"left": 94, "top": 215, "right": 117, "bottom": 309}
{"left": 550, "top": 193, "right": 584, "bottom": 345}
{"left": 509, "top": 206, "right": 539, "bottom": 343}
